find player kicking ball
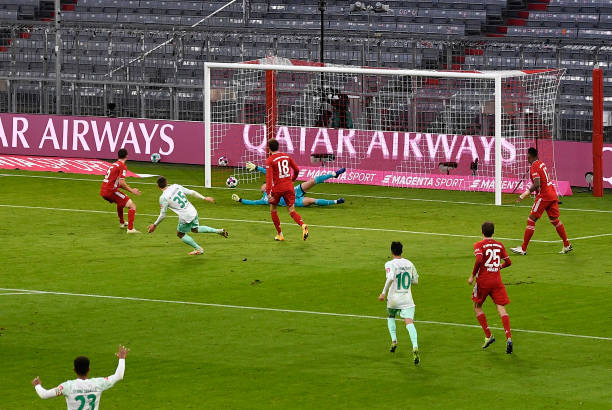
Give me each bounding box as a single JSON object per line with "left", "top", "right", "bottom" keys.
{"left": 469, "top": 222, "right": 514, "bottom": 354}
{"left": 378, "top": 241, "right": 420, "bottom": 365}
{"left": 265, "top": 139, "right": 308, "bottom": 241}
{"left": 32, "top": 344, "right": 129, "bottom": 409}
{"left": 232, "top": 162, "right": 346, "bottom": 207}
{"left": 511, "top": 147, "right": 572, "bottom": 255}
{"left": 100, "top": 148, "right": 141, "bottom": 233}
{"left": 148, "top": 177, "right": 228, "bottom": 255}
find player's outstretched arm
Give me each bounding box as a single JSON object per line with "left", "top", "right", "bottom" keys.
{"left": 246, "top": 162, "right": 266, "bottom": 175}
{"left": 148, "top": 202, "right": 169, "bottom": 233}
{"left": 32, "top": 378, "right": 61, "bottom": 399}
{"left": 106, "top": 345, "right": 129, "bottom": 386}
{"left": 518, "top": 177, "right": 540, "bottom": 202}
{"left": 119, "top": 178, "right": 141, "bottom": 196}
{"left": 184, "top": 188, "right": 214, "bottom": 203}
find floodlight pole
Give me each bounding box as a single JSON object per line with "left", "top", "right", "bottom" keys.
{"left": 54, "top": 0, "right": 61, "bottom": 114}
{"left": 319, "top": 0, "right": 326, "bottom": 64}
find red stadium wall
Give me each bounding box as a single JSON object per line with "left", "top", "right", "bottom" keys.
{"left": 0, "top": 113, "right": 609, "bottom": 189}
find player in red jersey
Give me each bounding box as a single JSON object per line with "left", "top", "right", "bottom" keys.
{"left": 512, "top": 147, "right": 572, "bottom": 255}
{"left": 468, "top": 221, "right": 513, "bottom": 354}
{"left": 100, "top": 149, "right": 141, "bottom": 233}
{"left": 264, "top": 139, "right": 308, "bottom": 241}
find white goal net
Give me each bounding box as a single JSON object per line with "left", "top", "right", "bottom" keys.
{"left": 204, "top": 61, "right": 564, "bottom": 205}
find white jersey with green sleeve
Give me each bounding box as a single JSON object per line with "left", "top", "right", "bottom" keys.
{"left": 158, "top": 184, "right": 198, "bottom": 224}
{"left": 384, "top": 258, "right": 419, "bottom": 309}
{"left": 35, "top": 359, "right": 125, "bottom": 410}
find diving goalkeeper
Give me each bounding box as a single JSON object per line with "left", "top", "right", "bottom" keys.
{"left": 232, "top": 162, "right": 346, "bottom": 207}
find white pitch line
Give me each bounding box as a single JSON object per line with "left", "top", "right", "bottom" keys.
{"left": 0, "top": 203, "right": 564, "bottom": 243}
{"left": 0, "top": 291, "right": 38, "bottom": 296}
{"left": 2, "top": 172, "right": 611, "bottom": 214}
{"left": 1, "top": 287, "right": 610, "bottom": 341}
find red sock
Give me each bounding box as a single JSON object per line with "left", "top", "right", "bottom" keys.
{"left": 551, "top": 219, "right": 570, "bottom": 247}
{"left": 522, "top": 218, "right": 536, "bottom": 251}
{"left": 271, "top": 210, "right": 282, "bottom": 234}
{"left": 501, "top": 315, "right": 512, "bottom": 340}
{"left": 128, "top": 209, "right": 135, "bottom": 230}
{"left": 289, "top": 211, "right": 304, "bottom": 227}
{"left": 117, "top": 205, "right": 125, "bottom": 224}
{"left": 476, "top": 313, "right": 492, "bottom": 338}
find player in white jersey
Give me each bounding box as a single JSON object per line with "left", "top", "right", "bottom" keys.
{"left": 378, "top": 241, "right": 420, "bottom": 365}
{"left": 147, "top": 176, "right": 228, "bottom": 255}
{"left": 31, "top": 345, "right": 129, "bottom": 409}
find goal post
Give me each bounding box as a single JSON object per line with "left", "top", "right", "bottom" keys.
{"left": 204, "top": 61, "right": 565, "bottom": 205}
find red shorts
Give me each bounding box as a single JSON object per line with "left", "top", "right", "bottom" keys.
{"left": 269, "top": 189, "right": 295, "bottom": 207}
{"left": 101, "top": 190, "right": 130, "bottom": 207}
{"left": 531, "top": 197, "right": 560, "bottom": 219}
{"left": 472, "top": 282, "right": 510, "bottom": 306}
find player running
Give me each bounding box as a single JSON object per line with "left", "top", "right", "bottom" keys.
{"left": 32, "top": 344, "right": 129, "bottom": 409}
{"left": 469, "top": 222, "right": 513, "bottom": 354}
{"left": 231, "top": 162, "right": 346, "bottom": 207}
{"left": 378, "top": 241, "right": 420, "bottom": 365}
{"left": 511, "top": 147, "right": 572, "bottom": 255}
{"left": 265, "top": 139, "right": 308, "bottom": 241}
{"left": 147, "top": 177, "right": 228, "bottom": 255}
{"left": 100, "top": 148, "right": 141, "bottom": 233}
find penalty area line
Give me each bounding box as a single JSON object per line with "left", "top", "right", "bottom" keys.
{"left": 1, "top": 172, "right": 611, "bottom": 214}
{"left": 1, "top": 287, "right": 610, "bottom": 342}
{"left": 0, "top": 203, "right": 561, "bottom": 243}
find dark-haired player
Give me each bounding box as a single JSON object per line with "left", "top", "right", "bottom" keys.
{"left": 512, "top": 147, "right": 572, "bottom": 255}
{"left": 147, "top": 177, "right": 228, "bottom": 255}
{"left": 469, "top": 222, "right": 513, "bottom": 354}
{"left": 265, "top": 139, "right": 308, "bottom": 241}
{"left": 100, "top": 148, "right": 141, "bottom": 233}
{"left": 378, "top": 241, "right": 420, "bottom": 364}
{"left": 32, "top": 345, "right": 129, "bottom": 409}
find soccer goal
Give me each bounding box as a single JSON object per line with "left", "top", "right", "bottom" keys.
{"left": 204, "top": 60, "right": 564, "bottom": 205}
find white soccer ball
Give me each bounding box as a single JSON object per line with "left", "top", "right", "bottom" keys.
{"left": 226, "top": 176, "right": 238, "bottom": 188}
{"left": 218, "top": 156, "right": 229, "bottom": 166}
{"left": 150, "top": 153, "right": 161, "bottom": 163}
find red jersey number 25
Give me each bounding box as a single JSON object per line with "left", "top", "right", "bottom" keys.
{"left": 484, "top": 248, "right": 501, "bottom": 269}
{"left": 277, "top": 159, "right": 291, "bottom": 179}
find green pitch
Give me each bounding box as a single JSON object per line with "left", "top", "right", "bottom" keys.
{"left": 1, "top": 163, "right": 611, "bottom": 409}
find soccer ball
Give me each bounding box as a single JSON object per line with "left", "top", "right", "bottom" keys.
{"left": 150, "top": 153, "right": 161, "bottom": 163}
{"left": 226, "top": 176, "right": 238, "bottom": 188}
{"left": 218, "top": 156, "right": 229, "bottom": 166}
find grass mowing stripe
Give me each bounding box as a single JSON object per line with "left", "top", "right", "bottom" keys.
{"left": 0, "top": 203, "right": 562, "bottom": 243}
{"left": 2, "top": 172, "right": 611, "bottom": 214}
{"left": 2, "top": 287, "right": 610, "bottom": 341}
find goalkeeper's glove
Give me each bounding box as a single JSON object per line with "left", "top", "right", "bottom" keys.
{"left": 231, "top": 193, "right": 241, "bottom": 202}
{"left": 245, "top": 162, "right": 257, "bottom": 172}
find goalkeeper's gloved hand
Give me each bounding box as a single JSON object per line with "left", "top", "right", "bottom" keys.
{"left": 231, "top": 193, "right": 241, "bottom": 202}
{"left": 245, "top": 162, "right": 257, "bottom": 172}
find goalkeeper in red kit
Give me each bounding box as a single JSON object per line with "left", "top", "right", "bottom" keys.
{"left": 264, "top": 139, "right": 308, "bottom": 241}
{"left": 469, "top": 222, "right": 514, "bottom": 354}
{"left": 511, "top": 147, "right": 572, "bottom": 255}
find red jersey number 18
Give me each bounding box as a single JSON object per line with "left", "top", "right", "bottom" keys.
{"left": 277, "top": 159, "right": 291, "bottom": 179}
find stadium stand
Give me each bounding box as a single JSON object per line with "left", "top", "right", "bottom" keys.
{"left": 0, "top": 0, "right": 610, "bottom": 141}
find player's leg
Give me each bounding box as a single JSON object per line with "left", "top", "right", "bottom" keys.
{"left": 492, "top": 286, "right": 513, "bottom": 354}
{"left": 115, "top": 192, "right": 138, "bottom": 233}
{"left": 547, "top": 202, "right": 572, "bottom": 253}
{"left": 313, "top": 197, "right": 343, "bottom": 206}
{"left": 387, "top": 309, "right": 398, "bottom": 352}
{"left": 269, "top": 201, "right": 283, "bottom": 241}
{"left": 401, "top": 308, "right": 419, "bottom": 364}
{"left": 299, "top": 168, "right": 346, "bottom": 192}
{"left": 116, "top": 204, "right": 126, "bottom": 228}
{"left": 285, "top": 191, "right": 308, "bottom": 241}
{"left": 177, "top": 230, "right": 203, "bottom": 255}
{"left": 512, "top": 212, "right": 540, "bottom": 255}
{"left": 473, "top": 296, "right": 495, "bottom": 348}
